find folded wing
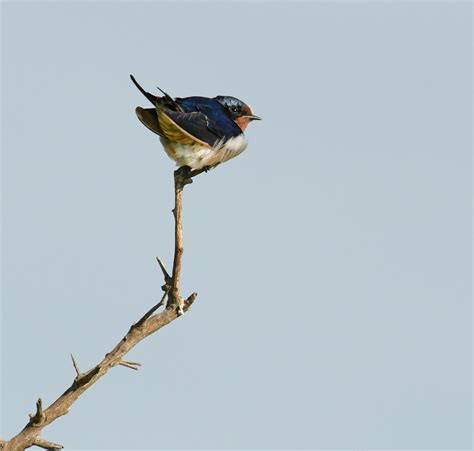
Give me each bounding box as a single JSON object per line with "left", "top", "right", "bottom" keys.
{"left": 159, "top": 109, "right": 224, "bottom": 147}
{"left": 136, "top": 107, "right": 226, "bottom": 148}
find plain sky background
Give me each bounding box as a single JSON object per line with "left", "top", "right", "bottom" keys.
{"left": 1, "top": 1, "right": 471, "bottom": 450}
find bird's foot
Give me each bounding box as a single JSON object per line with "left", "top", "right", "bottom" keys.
{"left": 175, "top": 165, "right": 211, "bottom": 189}
{"left": 174, "top": 166, "right": 193, "bottom": 189}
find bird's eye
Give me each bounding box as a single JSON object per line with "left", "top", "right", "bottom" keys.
{"left": 231, "top": 106, "right": 239, "bottom": 113}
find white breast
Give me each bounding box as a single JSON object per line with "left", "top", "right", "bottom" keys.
{"left": 160, "top": 134, "right": 248, "bottom": 170}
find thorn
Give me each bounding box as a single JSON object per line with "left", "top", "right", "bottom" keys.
{"left": 156, "top": 256, "right": 171, "bottom": 283}
{"left": 118, "top": 360, "right": 142, "bottom": 371}
{"left": 70, "top": 354, "right": 81, "bottom": 378}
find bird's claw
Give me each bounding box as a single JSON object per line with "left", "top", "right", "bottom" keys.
{"left": 175, "top": 166, "right": 193, "bottom": 189}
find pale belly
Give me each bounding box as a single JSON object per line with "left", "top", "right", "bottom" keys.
{"left": 160, "top": 135, "right": 248, "bottom": 169}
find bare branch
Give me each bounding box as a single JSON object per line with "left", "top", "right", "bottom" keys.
{"left": 3, "top": 168, "right": 200, "bottom": 451}
{"left": 133, "top": 290, "right": 168, "bottom": 330}
{"left": 167, "top": 166, "right": 203, "bottom": 314}
{"left": 168, "top": 170, "right": 185, "bottom": 314}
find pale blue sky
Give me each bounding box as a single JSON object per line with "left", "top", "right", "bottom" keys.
{"left": 1, "top": 1, "right": 472, "bottom": 449}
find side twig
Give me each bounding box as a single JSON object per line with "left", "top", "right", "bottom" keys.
{"left": 28, "top": 399, "right": 44, "bottom": 425}
{"left": 3, "top": 167, "right": 203, "bottom": 451}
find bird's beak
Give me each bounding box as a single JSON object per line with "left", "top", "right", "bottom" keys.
{"left": 247, "top": 115, "right": 262, "bottom": 121}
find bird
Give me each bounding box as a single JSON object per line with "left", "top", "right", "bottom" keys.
{"left": 130, "top": 75, "right": 261, "bottom": 170}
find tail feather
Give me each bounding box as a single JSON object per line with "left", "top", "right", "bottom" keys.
{"left": 130, "top": 74, "right": 184, "bottom": 112}
{"left": 155, "top": 85, "right": 183, "bottom": 112}
{"left": 130, "top": 74, "right": 157, "bottom": 106}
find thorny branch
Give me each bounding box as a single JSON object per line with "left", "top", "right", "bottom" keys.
{"left": 2, "top": 167, "right": 202, "bottom": 451}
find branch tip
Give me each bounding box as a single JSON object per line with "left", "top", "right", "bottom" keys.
{"left": 29, "top": 397, "right": 44, "bottom": 424}
{"left": 34, "top": 437, "right": 64, "bottom": 450}
{"left": 185, "top": 292, "right": 198, "bottom": 303}
{"left": 155, "top": 256, "right": 171, "bottom": 283}
{"left": 118, "top": 360, "right": 142, "bottom": 370}
{"left": 184, "top": 292, "right": 198, "bottom": 311}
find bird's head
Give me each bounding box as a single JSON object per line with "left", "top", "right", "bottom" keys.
{"left": 215, "top": 96, "right": 261, "bottom": 132}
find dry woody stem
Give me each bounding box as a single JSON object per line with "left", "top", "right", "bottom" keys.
{"left": 2, "top": 167, "right": 201, "bottom": 451}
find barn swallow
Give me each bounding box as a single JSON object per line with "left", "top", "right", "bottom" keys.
{"left": 130, "top": 75, "right": 261, "bottom": 170}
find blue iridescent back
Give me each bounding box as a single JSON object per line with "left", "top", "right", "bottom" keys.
{"left": 176, "top": 97, "right": 242, "bottom": 139}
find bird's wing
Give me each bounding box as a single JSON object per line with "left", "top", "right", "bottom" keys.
{"left": 130, "top": 75, "right": 158, "bottom": 106}
{"left": 157, "top": 108, "right": 222, "bottom": 147}
{"left": 135, "top": 107, "right": 163, "bottom": 136}
{"left": 180, "top": 100, "right": 242, "bottom": 140}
